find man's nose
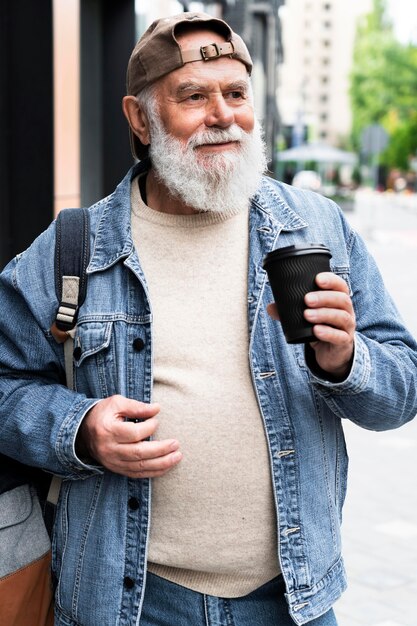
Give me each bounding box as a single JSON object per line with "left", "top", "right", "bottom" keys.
{"left": 204, "top": 96, "right": 234, "bottom": 128}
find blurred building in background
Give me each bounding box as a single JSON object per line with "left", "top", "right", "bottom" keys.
{"left": 278, "top": 0, "right": 372, "bottom": 149}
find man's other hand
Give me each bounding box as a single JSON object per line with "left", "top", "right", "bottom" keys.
{"left": 267, "top": 272, "right": 355, "bottom": 379}
{"left": 76, "top": 395, "right": 182, "bottom": 478}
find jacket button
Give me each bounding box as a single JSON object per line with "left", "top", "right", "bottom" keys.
{"left": 128, "top": 497, "right": 139, "bottom": 510}
{"left": 73, "top": 347, "right": 82, "bottom": 360}
{"left": 124, "top": 576, "right": 135, "bottom": 589}
{"left": 133, "top": 337, "right": 145, "bottom": 351}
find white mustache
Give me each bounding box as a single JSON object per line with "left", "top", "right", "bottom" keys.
{"left": 187, "top": 126, "right": 245, "bottom": 149}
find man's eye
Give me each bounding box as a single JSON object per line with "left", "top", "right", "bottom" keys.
{"left": 229, "top": 91, "right": 244, "bottom": 99}
{"left": 188, "top": 93, "right": 204, "bottom": 101}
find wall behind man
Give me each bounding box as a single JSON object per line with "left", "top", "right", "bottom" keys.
{"left": 0, "top": 0, "right": 54, "bottom": 269}
{"left": 0, "top": 0, "right": 136, "bottom": 270}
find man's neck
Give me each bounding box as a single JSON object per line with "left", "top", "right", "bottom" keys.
{"left": 146, "top": 169, "right": 199, "bottom": 215}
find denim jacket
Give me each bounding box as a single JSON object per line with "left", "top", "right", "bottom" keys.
{"left": 1, "top": 161, "right": 417, "bottom": 626}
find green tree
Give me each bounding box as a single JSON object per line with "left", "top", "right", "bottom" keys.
{"left": 350, "top": 0, "right": 417, "bottom": 170}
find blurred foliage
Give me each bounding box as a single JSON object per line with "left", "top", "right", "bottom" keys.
{"left": 350, "top": 0, "right": 417, "bottom": 170}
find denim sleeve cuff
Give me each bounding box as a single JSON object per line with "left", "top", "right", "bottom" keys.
{"left": 306, "top": 334, "right": 371, "bottom": 394}
{"left": 55, "top": 398, "right": 104, "bottom": 478}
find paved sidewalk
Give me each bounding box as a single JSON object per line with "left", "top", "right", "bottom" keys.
{"left": 334, "top": 420, "right": 417, "bottom": 626}
{"left": 334, "top": 192, "right": 417, "bottom": 625}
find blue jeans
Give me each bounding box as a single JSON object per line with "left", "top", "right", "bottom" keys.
{"left": 140, "top": 572, "right": 338, "bottom": 625}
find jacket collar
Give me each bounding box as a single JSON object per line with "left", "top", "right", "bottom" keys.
{"left": 87, "top": 160, "right": 148, "bottom": 274}
{"left": 87, "top": 163, "right": 307, "bottom": 274}
{"left": 251, "top": 176, "right": 308, "bottom": 233}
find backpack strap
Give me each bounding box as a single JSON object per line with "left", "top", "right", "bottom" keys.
{"left": 54, "top": 208, "right": 90, "bottom": 332}
{"left": 47, "top": 208, "right": 90, "bottom": 508}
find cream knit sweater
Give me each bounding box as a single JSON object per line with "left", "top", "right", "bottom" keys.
{"left": 130, "top": 177, "right": 279, "bottom": 597}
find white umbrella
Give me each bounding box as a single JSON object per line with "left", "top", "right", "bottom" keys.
{"left": 277, "top": 142, "right": 357, "bottom": 165}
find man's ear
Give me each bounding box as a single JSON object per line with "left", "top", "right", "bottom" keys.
{"left": 122, "top": 95, "right": 151, "bottom": 147}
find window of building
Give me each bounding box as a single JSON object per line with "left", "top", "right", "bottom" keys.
{"left": 323, "top": 2, "right": 331, "bottom": 10}
{"left": 320, "top": 130, "right": 328, "bottom": 139}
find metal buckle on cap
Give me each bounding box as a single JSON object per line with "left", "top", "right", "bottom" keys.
{"left": 200, "top": 43, "right": 221, "bottom": 61}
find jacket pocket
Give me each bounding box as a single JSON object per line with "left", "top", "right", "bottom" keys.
{"left": 73, "top": 321, "right": 117, "bottom": 397}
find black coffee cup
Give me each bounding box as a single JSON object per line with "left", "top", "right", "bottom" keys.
{"left": 263, "top": 243, "right": 332, "bottom": 344}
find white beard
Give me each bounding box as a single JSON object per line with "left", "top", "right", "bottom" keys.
{"left": 148, "top": 115, "right": 268, "bottom": 214}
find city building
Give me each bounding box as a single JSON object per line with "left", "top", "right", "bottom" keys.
{"left": 278, "top": 0, "right": 372, "bottom": 148}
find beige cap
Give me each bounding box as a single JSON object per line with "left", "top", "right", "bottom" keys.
{"left": 126, "top": 12, "right": 253, "bottom": 160}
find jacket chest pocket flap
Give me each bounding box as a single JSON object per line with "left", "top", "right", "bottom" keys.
{"left": 73, "top": 321, "right": 116, "bottom": 396}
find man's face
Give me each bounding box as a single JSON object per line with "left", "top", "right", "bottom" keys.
{"left": 152, "top": 28, "right": 255, "bottom": 162}
{"left": 136, "top": 28, "right": 266, "bottom": 214}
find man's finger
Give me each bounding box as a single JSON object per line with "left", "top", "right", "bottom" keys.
{"left": 116, "top": 438, "right": 180, "bottom": 462}
{"left": 305, "top": 290, "right": 353, "bottom": 314}
{"left": 111, "top": 416, "right": 160, "bottom": 443}
{"left": 107, "top": 448, "right": 183, "bottom": 478}
{"left": 314, "top": 271, "right": 349, "bottom": 293}
{"left": 304, "top": 306, "right": 354, "bottom": 331}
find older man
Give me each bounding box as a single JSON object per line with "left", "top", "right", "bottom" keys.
{"left": 1, "top": 12, "right": 416, "bottom": 626}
